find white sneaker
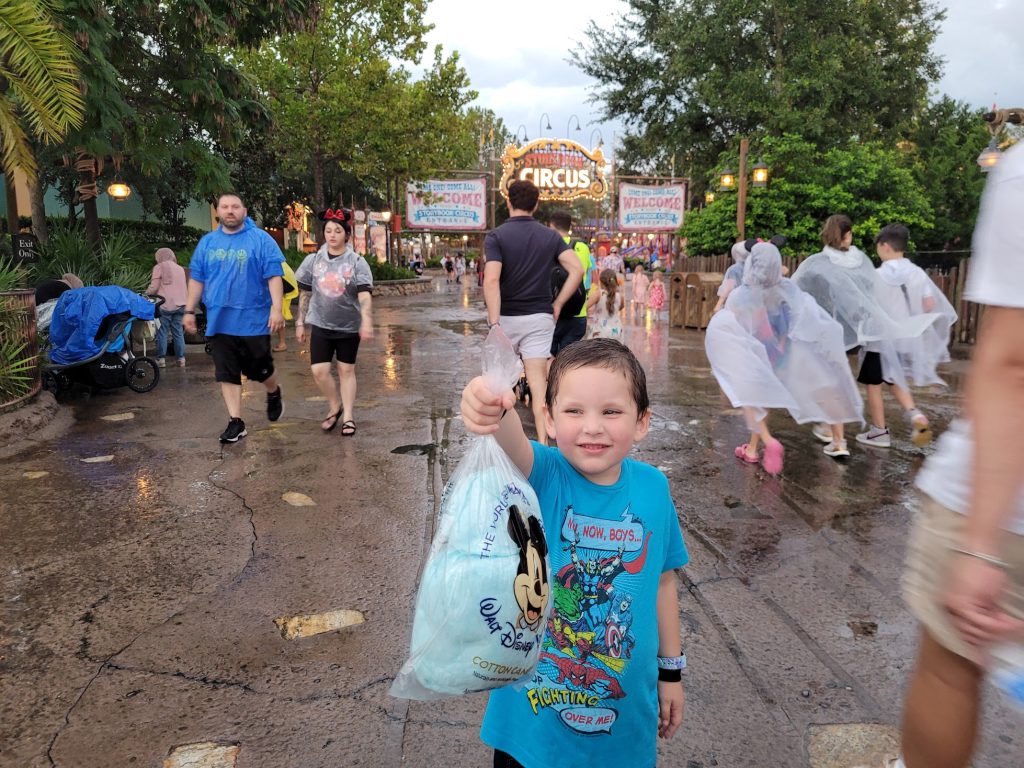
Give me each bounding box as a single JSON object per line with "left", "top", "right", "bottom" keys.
{"left": 906, "top": 409, "right": 932, "bottom": 448}
{"left": 156, "top": 357, "right": 166, "bottom": 368}
{"left": 856, "top": 426, "right": 891, "bottom": 448}
{"left": 823, "top": 440, "right": 850, "bottom": 458}
{"left": 812, "top": 423, "right": 833, "bottom": 443}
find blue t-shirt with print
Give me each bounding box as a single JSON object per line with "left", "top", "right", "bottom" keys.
{"left": 481, "top": 443, "right": 688, "bottom": 768}
{"left": 188, "top": 217, "right": 285, "bottom": 337}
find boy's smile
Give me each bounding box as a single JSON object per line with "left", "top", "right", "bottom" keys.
{"left": 544, "top": 366, "right": 650, "bottom": 485}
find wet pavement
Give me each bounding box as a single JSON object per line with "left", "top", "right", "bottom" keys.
{"left": 2, "top": 278, "right": 1021, "bottom": 768}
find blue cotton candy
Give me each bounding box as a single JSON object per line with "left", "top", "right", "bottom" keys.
{"left": 392, "top": 437, "right": 550, "bottom": 700}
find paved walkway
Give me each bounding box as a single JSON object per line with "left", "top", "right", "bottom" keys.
{"left": 1, "top": 280, "right": 1020, "bottom": 767}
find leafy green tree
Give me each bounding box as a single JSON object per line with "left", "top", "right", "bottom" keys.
{"left": 580, "top": 0, "right": 944, "bottom": 183}
{"left": 682, "top": 134, "right": 934, "bottom": 257}
{"left": 50, "top": 0, "right": 311, "bottom": 246}
{"left": 904, "top": 97, "right": 989, "bottom": 252}
{"left": 0, "top": 0, "right": 83, "bottom": 178}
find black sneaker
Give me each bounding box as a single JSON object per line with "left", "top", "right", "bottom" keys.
{"left": 220, "top": 418, "right": 247, "bottom": 443}
{"left": 266, "top": 387, "right": 284, "bottom": 422}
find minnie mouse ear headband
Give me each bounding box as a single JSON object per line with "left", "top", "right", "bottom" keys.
{"left": 318, "top": 207, "right": 352, "bottom": 223}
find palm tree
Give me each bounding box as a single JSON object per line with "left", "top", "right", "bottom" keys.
{"left": 0, "top": 0, "right": 84, "bottom": 180}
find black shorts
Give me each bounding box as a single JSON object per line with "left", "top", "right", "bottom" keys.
{"left": 857, "top": 351, "right": 894, "bottom": 386}
{"left": 208, "top": 334, "right": 274, "bottom": 385}
{"left": 551, "top": 315, "right": 587, "bottom": 355}
{"left": 309, "top": 326, "right": 360, "bottom": 365}
{"left": 494, "top": 750, "right": 523, "bottom": 768}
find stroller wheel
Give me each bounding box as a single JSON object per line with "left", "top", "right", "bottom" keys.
{"left": 42, "top": 370, "right": 68, "bottom": 395}
{"left": 126, "top": 357, "right": 160, "bottom": 393}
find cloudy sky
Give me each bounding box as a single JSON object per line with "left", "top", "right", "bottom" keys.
{"left": 421, "top": 0, "right": 1024, "bottom": 154}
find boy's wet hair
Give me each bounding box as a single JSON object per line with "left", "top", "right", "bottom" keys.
{"left": 546, "top": 339, "right": 650, "bottom": 416}
{"left": 875, "top": 223, "right": 910, "bottom": 252}
{"left": 508, "top": 179, "right": 540, "bottom": 212}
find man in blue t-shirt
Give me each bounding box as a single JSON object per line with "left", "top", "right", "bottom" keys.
{"left": 183, "top": 193, "right": 286, "bottom": 443}
{"left": 484, "top": 180, "right": 582, "bottom": 445}
{"left": 462, "top": 338, "right": 689, "bottom": 768}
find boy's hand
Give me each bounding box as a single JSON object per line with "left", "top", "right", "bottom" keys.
{"left": 657, "top": 681, "right": 685, "bottom": 739}
{"left": 460, "top": 376, "right": 516, "bottom": 435}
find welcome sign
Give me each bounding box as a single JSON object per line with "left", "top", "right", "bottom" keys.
{"left": 618, "top": 183, "right": 687, "bottom": 231}
{"left": 499, "top": 139, "right": 609, "bottom": 203}
{"left": 406, "top": 178, "right": 488, "bottom": 231}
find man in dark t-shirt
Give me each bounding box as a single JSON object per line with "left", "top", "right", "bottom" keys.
{"left": 484, "top": 179, "right": 582, "bottom": 444}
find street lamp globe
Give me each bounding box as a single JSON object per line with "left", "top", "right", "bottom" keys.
{"left": 751, "top": 160, "right": 769, "bottom": 187}
{"left": 704, "top": 190, "right": 716, "bottom": 204}
{"left": 977, "top": 137, "right": 1001, "bottom": 172}
{"left": 107, "top": 181, "right": 131, "bottom": 200}
{"left": 719, "top": 168, "right": 735, "bottom": 190}
{"left": 380, "top": 209, "right": 392, "bottom": 223}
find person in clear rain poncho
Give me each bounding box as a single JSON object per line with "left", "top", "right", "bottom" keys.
{"left": 705, "top": 242, "right": 863, "bottom": 476}
{"left": 852, "top": 223, "right": 957, "bottom": 449}
{"left": 713, "top": 240, "right": 750, "bottom": 313}
{"left": 792, "top": 215, "right": 941, "bottom": 458}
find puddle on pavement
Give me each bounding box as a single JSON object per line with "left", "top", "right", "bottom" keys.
{"left": 391, "top": 443, "right": 435, "bottom": 456}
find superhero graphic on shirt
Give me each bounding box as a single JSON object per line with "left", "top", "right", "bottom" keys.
{"left": 527, "top": 504, "right": 650, "bottom": 735}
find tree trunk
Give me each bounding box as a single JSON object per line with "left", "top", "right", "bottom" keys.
{"left": 4, "top": 172, "right": 19, "bottom": 239}
{"left": 74, "top": 152, "right": 102, "bottom": 249}
{"left": 27, "top": 172, "right": 48, "bottom": 246}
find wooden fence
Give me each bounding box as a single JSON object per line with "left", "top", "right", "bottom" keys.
{"left": 676, "top": 254, "right": 981, "bottom": 344}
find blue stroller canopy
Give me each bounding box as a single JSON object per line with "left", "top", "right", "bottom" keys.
{"left": 49, "top": 286, "right": 156, "bottom": 365}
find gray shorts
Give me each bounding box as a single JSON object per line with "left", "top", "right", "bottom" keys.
{"left": 499, "top": 313, "right": 555, "bottom": 360}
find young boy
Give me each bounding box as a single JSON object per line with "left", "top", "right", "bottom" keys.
{"left": 460, "top": 338, "right": 688, "bottom": 768}
{"left": 856, "top": 224, "right": 956, "bottom": 449}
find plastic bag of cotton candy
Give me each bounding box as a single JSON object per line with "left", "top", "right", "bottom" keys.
{"left": 390, "top": 328, "right": 552, "bottom": 700}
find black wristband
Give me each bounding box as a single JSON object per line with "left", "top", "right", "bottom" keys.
{"left": 658, "top": 668, "right": 682, "bottom": 683}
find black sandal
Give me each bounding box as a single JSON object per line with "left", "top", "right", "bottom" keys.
{"left": 321, "top": 411, "right": 342, "bottom": 432}
{"left": 340, "top": 420, "right": 356, "bottom": 437}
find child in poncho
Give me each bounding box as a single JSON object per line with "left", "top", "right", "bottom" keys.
{"left": 706, "top": 242, "right": 863, "bottom": 475}
{"left": 792, "top": 214, "right": 941, "bottom": 458}
{"left": 631, "top": 264, "right": 650, "bottom": 314}
{"left": 854, "top": 224, "right": 957, "bottom": 449}
{"left": 714, "top": 240, "right": 750, "bottom": 313}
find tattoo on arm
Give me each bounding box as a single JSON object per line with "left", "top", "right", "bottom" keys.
{"left": 298, "top": 291, "right": 310, "bottom": 323}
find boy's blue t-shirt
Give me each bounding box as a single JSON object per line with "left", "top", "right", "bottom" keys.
{"left": 481, "top": 443, "right": 688, "bottom": 768}
{"left": 188, "top": 217, "right": 285, "bottom": 337}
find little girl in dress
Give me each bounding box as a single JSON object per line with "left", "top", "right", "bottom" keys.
{"left": 587, "top": 269, "right": 625, "bottom": 339}
{"left": 631, "top": 264, "right": 650, "bottom": 314}
{"left": 647, "top": 270, "right": 666, "bottom": 321}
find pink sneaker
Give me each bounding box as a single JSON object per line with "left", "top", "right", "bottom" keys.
{"left": 761, "top": 438, "right": 784, "bottom": 476}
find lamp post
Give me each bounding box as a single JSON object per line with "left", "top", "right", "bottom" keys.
{"left": 567, "top": 115, "right": 581, "bottom": 136}
{"left": 380, "top": 208, "right": 392, "bottom": 264}
{"left": 515, "top": 124, "right": 529, "bottom": 143}
{"left": 978, "top": 108, "right": 1023, "bottom": 172}
{"left": 589, "top": 128, "right": 604, "bottom": 149}
{"left": 539, "top": 113, "right": 552, "bottom": 138}
{"left": 717, "top": 137, "right": 769, "bottom": 240}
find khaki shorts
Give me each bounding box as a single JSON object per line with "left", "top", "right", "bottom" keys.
{"left": 499, "top": 313, "right": 555, "bottom": 360}
{"left": 903, "top": 493, "right": 1024, "bottom": 663}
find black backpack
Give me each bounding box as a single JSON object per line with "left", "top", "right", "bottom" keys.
{"left": 551, "top": 238, "right": 588, "bottom": 317}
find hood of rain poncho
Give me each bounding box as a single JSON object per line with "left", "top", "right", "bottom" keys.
{"left": 49, "top": 286, "right": 156, "bottom": 365}
{"left": 706, "top": 251, "right": 863, "bottom": 427}
{"left": 869, "top": 259, "right": 958, "bottom": 388}
{"left": 823, "top": 245, "right": 866, "bottom": 269}
{"left": 791, "top": 248, "right": 942, "bottom": 350}
{"left": 718, "top": 242, "right": 751, "bottom": 298}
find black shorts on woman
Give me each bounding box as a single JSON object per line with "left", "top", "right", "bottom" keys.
{"left": 308, "top": 325, "right": 360, "bottom": 365}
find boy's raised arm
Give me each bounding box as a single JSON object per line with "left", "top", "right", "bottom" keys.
{"left": 460, "top": 377, "right": 535, "bottom": 478}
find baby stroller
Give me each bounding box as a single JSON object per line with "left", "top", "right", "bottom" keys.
{"left": 42, "top": 286, "right": 164, "bottom": 396}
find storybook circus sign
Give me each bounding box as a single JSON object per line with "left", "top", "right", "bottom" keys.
{"left": 500, "top": 139, "right": 609, "bottom": 202}
{"left": 406, "top": 178, "right": 488, "bottom": 231}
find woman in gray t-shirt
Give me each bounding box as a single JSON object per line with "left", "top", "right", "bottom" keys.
{"left": 295, "top": 209, "right": 374, "bottom": 435}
